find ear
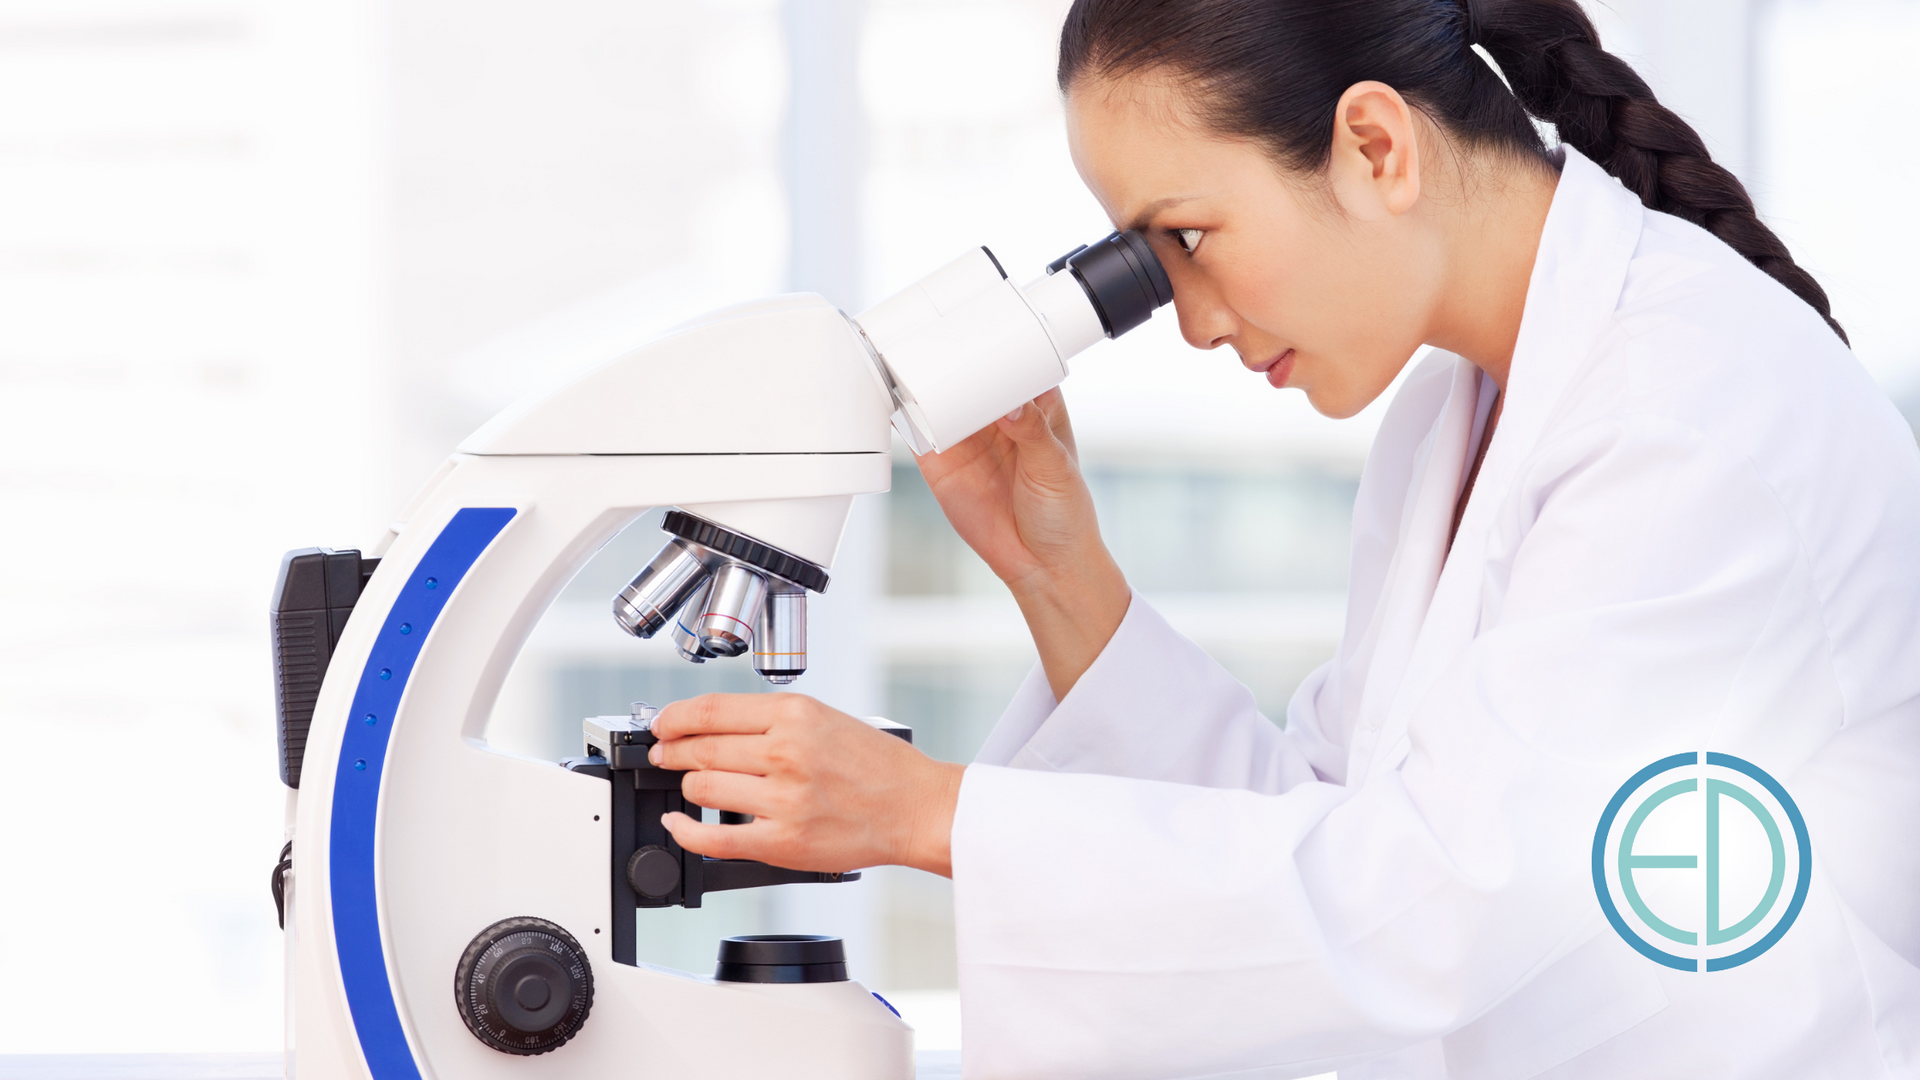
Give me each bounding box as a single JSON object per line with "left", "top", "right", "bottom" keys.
{"left": 1327, "top": 81, "right": 1422, "bottom": 222}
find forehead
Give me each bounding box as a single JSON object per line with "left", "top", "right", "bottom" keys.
{"left": 1064, "top": 73, "right": 1267, "bottom": 227}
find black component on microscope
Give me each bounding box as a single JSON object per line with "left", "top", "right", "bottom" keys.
{"left": 455, "top": 916, "right": 594, "bottom": 1056}
{"left": 627, "top": 845, "right": 681, "bottom": 899}
{"left": 714, "top": 935, "right": 849, "bottom": 984}
{"left": 1053, "top": 228, "right": 1175, "bottom": 339}
{"left": 660, "top": 510, "right": 830, "bottom": 593}
{"left": 270, "top": 547, "right": 380, "bottom": 788}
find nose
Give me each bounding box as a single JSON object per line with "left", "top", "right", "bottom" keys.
{"left": 1176, "top": 300, "right": 1237, "bottom": 353}
{"left": 1166, "top": 272, "right": 1238, "bottom": 353}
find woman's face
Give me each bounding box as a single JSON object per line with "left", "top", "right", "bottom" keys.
{"left": 1065, "top": 74, "right": 1443, "bottom": 419}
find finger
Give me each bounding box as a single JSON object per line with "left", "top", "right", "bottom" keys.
{"left": 996, "top": 396, "right": 1070, "bottom": 458}
{"left": 912, "top": 410, "right": 1002, "bottom": 476}
{"left": 998, "top": 397, "right": 1084, "bottom": 489}
{"left": 677, "top": 769, "right": 780, "bottom": 818}
{"left": 666, "top": 814, "right": 834, "bottom": 870}
{"left": 651, "top": 732, "right": 772, "bottom": 776}
{"left": 660, "top": 811, "right": 758, "bottom": 860}
{"left": 995, "top": 397, "right": 1045, "bottom": 439}
{"left": 1033, "top": 387, "right": 1080, "bottom": 458}
{"left": 652, "top": 693, "right": 774, "bottom": 740}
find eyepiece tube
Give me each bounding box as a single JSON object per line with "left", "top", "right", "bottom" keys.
{"left": 613, "top": 539, "right": 711, "bottom": 638}
{"left": 753, "top": 581, "right": 808, "bottom": 684}
{"left": 854, "top": 228, "right": 1172, "bottom": 456}
{"left": 1054, "top": 229, "right": 1173, "bottom": 339}
{"left": 696, "top": 562, "right": 769, "bottom": 658}
{"left": 671, "top": 576, "right": 716, "bottom": 663}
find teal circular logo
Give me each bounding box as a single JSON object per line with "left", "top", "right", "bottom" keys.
{"left": 1592, "top": 752, "right": 1810, "bottom": 972}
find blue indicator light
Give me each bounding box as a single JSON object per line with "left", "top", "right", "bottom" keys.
{"left": 398, "top": 623, "right": 412, "bottom": 635}
{"left": 354, "top": 759, "right": 367, "bottom": 771}
{"left": 364, "top": 714, "right": 377, "bottom": 725}
{"left": 378, "top": 668, "right": 391, "bottom": 681}
{"left": 424, "top": 577, "right": 438, "bottom": 589}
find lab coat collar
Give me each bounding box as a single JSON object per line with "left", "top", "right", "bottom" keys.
{"left": 1358, "top": 146, "right": 1646, "bottom": 783}
{"left": 1464, "top": 146, "right": 1643, "bottom": 498}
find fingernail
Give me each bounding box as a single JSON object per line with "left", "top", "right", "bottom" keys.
{"left": 648, "top": 744, "right": 661, "bottom": 765}
{"left": 1003, "top": 404, "right": 1024, "bottom": 422}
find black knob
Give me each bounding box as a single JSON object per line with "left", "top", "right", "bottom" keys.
{"left": 628, "top": 845, "right": 681, "bottom": 899}
{"left": 455, "top": 917, "right": 593, "bottom": 1056}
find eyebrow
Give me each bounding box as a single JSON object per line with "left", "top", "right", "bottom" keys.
{"left": 1123, "top": 195, "right": 1199, "bottom": 233}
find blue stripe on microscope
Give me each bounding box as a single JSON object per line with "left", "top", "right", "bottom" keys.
{"left": 331, "top": 507, "right": 516, "bottom": 1080}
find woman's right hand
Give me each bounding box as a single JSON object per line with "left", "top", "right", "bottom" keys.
{"left": 913, "top": 388, "right": 1131, "bottom": 699}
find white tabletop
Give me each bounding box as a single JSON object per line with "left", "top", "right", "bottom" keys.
{"left": 0, "top": 1054, "right": 963, "bottom": 1080}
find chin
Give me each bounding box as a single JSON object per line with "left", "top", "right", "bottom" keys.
{"left": 1303, "top": 384, "right": 1369, "bottom": 420}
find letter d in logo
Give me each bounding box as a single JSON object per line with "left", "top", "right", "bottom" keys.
{"left": 1593, "top": 752, "right": 1811, "bottom": 972}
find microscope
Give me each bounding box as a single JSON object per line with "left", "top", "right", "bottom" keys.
{"left": 269, "top": 231, "right": 1171, "bottom": 1078}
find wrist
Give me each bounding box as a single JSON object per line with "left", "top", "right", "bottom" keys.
{"left": 1005, "top": 544, "right": 1127, "bottom": 618}
{"left": 900, "top": 759, "right": 964, "bottom": 878}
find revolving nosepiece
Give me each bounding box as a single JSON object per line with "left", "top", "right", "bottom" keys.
{"left": 611, "top": 510, "right": 829, "bottom": 683}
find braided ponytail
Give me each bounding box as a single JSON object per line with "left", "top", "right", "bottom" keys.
{"left": 1472, "top": 0, "right": 1847, "bottom": 343}
{"left": 1057, "top": 0, "right": 1848, "bottom": 344}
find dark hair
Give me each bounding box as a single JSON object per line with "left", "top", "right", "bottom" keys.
{"left": 1059, "top": 0, "right": 1847, "bottom": 344}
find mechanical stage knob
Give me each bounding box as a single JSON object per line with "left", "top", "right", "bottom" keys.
{"left": 455, "top": 916, "right": 593, "bottom": 1055}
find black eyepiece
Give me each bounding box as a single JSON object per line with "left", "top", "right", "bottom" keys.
{"left": 1053, "top": 229, "right": 1174, "bottom": 338}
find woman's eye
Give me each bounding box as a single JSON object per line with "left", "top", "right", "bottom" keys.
{"left": 1175, "top": 228, "right": 1204, "bottom": 255}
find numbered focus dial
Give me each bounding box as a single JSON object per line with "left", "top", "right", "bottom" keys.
{"left": 455, "top": 917, "right": 593, "bottom": 1055}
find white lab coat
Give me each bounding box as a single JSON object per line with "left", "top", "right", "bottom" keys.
{"left": 949, "top": 147, "right": 1920, "bottom": 1079}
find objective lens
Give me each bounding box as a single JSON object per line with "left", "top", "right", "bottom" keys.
{"left": 671, "top": 576, "right": 716, "bottom": 663}
{"left": 613, "top": 539, "right": 710, "bottom": 639}
{"left": 696, "top": 562, "right": 769, "bottom": 658}
{"left": 753, "top": 581, "right": 807, "bottom": 684}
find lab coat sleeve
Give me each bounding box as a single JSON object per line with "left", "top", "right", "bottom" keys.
{"left": 971, "top": 591, "right": 1326, "bottom": 794}
{"left": 951, "top": 415, "right": 1809, "bottom": 1079}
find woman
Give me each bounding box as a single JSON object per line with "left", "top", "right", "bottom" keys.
{"left": 648, "top": 0, "right": 1920, "bottom": 1075}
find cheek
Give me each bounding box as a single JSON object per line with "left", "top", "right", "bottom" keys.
{"left": 1234, "top": 262, "right": 1423, "bottom": 416}
{"left": 1223, "top": 234, "right": 1371, "bottom": 340}
{"left": 1210, "top": 214, "right": 1349, "bottom": 342}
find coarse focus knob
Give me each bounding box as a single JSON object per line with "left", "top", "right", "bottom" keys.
{"left": 455, "top": 917, "right": 593, "bottom": 1056}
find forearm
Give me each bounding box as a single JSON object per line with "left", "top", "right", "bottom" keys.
{"left": 1006, "top": 547, "right": 1131, "bottom": 701}
{"left": 977, "top": 594, "right": 1327, "bottom": 792}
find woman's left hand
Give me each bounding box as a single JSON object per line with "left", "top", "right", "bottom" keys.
{"left": 649, "top": 693, "right": 964, "bottom": 877}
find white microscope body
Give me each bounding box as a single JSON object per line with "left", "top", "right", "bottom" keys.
{"left": 274, "top": 233, "right": 1171, "bottom": 1079}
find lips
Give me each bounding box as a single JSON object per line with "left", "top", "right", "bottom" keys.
{"left": 1255, "top": 348, "right": 1296, "bottom": 389}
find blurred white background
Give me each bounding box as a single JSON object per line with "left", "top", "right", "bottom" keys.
{"left": 0, "top": 0, "right": 1915, "bottom": 1056}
